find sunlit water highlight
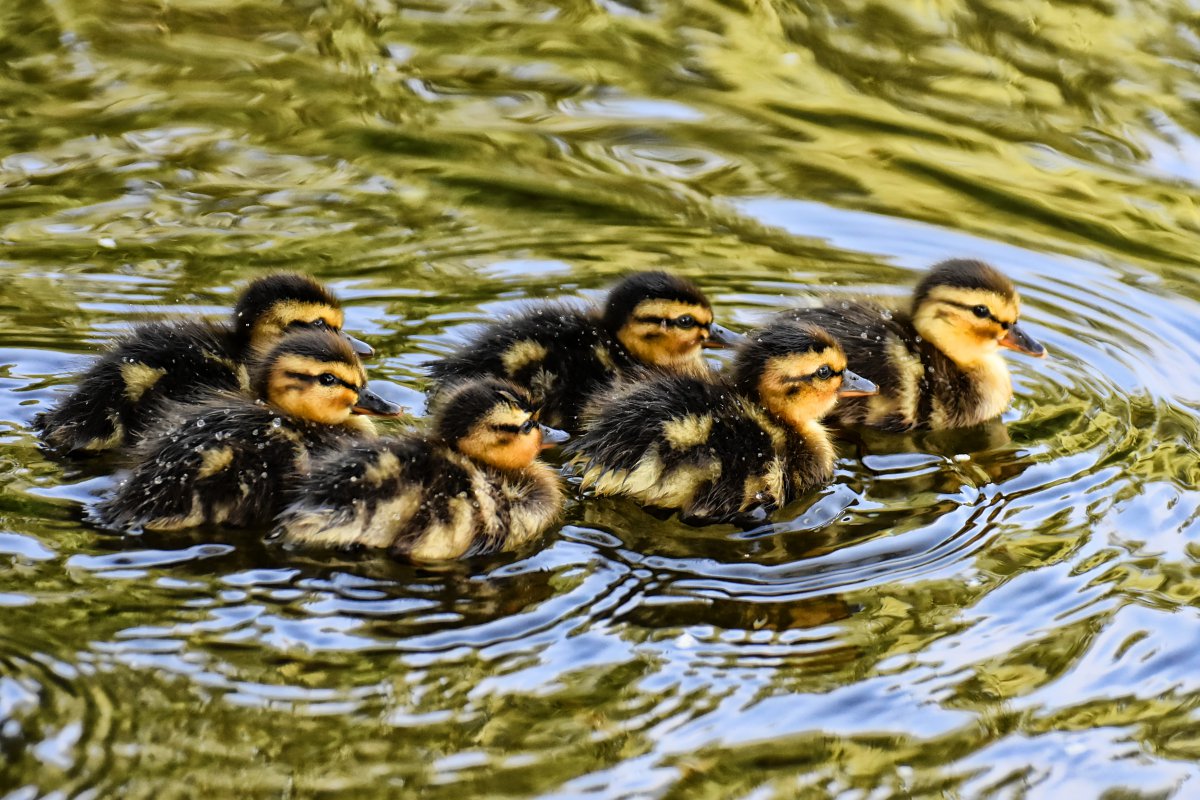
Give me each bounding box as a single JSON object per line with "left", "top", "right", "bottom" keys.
{"left": 3, "top": 0, "right": 1200, "bottom": 797}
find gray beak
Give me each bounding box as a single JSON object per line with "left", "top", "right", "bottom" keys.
{"left": 539, "top": 424, "right": 570, "bottom": 449}
{"left": 342, "top": 331, "right": 375, "bottom": 358}
{"left": 704, "top": 323, "right": 745, "bottom": 349}
{"left": 1000, "top": 322, "right": 1046, "bottom": 358}
{"left": 352, "top": 387, "right": 404, "bottom": 417}
{"left": 838, "top": 369, "right": 878, "bottom": 397}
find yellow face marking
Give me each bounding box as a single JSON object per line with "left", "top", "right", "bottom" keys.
{"left": 266, "top": 355, "right": 363, "bottom": 425}
{"left": 662, "top": 414, "right": 713, "bottom": 450}
{"left": 630, "top": 299, "right": 715, "bottom": 326}
{"left": 757, "top": 350, "right": 848, "bottom": 431}
{"left": 457, "top": 404, "right": 542, "bottom": 471}
{"left": 271, "top": 355, "right": 364, "bottom": 387}
{"left": 249, "top": 301, "right": 345, "bottom": 351}
{"left": 120, "top": 362, "right": 168, "bottom": 403}
{"left": 915, "top": 286, "right": 1022, "bottom": 367}
{"left": 934, "top": 286, "right": 1019, "bottom": 321}
{"left": 501, "top": 340, "right": 549, "bottom": 376}
{"left": 196, "top": 446, "right": 234, "bottom": 479}
{"left": 617, "top": 300, "right": 714, "bottom": 371}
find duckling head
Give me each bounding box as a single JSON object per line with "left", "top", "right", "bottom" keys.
{"left": 250, "top": 330, "right": 401, "bottom": 425}
{"left": 601, "top": 271, "right": 742, "bottom": 374}
{"left": 734, "top": 321, "right": 877, "bottom": 431}
{"left": 911, "top": 259, "right": 1046, "bottom": 368}
{"left": 436, "top": 378, "right": 569, "bottom": 472}
{"left": 232, "top": 272, "right": 374, "bottom": 357}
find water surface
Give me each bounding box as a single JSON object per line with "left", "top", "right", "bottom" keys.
{"left": 3, "top": 0, "right": 1200, "bottom": 796}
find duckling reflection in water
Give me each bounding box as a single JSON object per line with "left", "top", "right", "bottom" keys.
{"left": 568, "top": 320, "right": 877, "bottom": 526}
{"left": 780, "top": 259, "right": 1045, "bottom": 431}
{"left": 94, "top": 330, "right": 401, "bottom": 532}
{"left": 36, "top": 272, "right": 374, "bottom": 456}
{"left": 427, "top": 271, "right": 742, "bottom": 432}
{"left": 273, "top": 378, "right": 567, "bottom": 563}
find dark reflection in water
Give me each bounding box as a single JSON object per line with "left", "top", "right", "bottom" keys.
{"left": 3, "top": 0, "right": 1200, "bottom": 796}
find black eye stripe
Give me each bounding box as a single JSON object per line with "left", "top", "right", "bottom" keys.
{"left": 633, "top": 315, "right": 711, "bottom": 330}
{"left": 944, "top": 300, "right": 1014, "bottom": 328}
{"left": 284, "top": 370, "right": 360, "bottom": 392}
{"left": 287, "top": 319, "right": 336, "bottom": 330}
{"left": 494, "top": 420, "right": 537, "bottom": 434}
{"left": 781, "top": 368, "right": 844, "bottom": 385}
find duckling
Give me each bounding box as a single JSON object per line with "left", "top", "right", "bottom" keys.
{"left": 568, "top": 320, "right": 877, "bottom": 525}
{"left": 93, "top": 329, "right": 400, "bottom": 532}
{"left": 780, "top": 259, "right": 1046, "bottom": 431}
{"left": 273, "top": 378, "right": 567, "bottom": 563}
{"left": 35, "top": 272, "right": 375, "bottom": 456}
{"left": 426, "top": 271, "right": 742, "bottom": 432}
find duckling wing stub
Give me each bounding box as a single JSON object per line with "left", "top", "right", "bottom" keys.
{"left": 427, "top": 304, "right": 622, "bottom": 431}
{"left": 569, "top": 377, "right": 685, "bottom": 477}
{"left": 572, "top": 375, "right": 778, "bottom": 520}
{"left": 36, "top": 321, "right": 244, "bottom": 456}
{"left": 278, "top": 430, "right": 565, "bottom": 562}
{"left": 94, "top": 404, "right": 299, "bottom": 531}
{"left": 275, "top": 438, "right": 481, "bottom": 558}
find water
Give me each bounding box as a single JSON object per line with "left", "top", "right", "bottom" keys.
{"left": 3, "top": 0, "right": 1200, "bottom": 796}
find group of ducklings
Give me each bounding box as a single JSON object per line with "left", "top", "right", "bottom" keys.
{"left": 35, "top": 259, "right": 1045, "bottom": 563}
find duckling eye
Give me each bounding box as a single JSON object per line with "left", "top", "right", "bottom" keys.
{"left": 520, "top": 419, "right": 537, "bottom": 434}
{"left": 288, "top": 319, "right": 330, "bottom": 331}
{"left": 318, "top": 373, "right": 339, "bottom": 386}
{"left": 673, "top": 315, "right": 697, "bottom": 330}
{"left": 972, "top": 305, "right": 990, "bottom": 319}
{"left": 816, "top": 365, "right": 833, "bottom": 380}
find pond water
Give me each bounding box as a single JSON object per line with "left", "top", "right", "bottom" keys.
{"left": 3, "top": 0, "right": 1200, "bottom": 796}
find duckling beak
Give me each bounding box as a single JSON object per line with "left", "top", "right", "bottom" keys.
{"left": 704, "top": 323, "right": 744, "bottom": 350}
{"left": 352, "top": 387, "right": 404, "bottom": 417}
{"left": 539, "top": 424, "right": 570, "bottom": 450}
{"left": 342, "top": 332, "right": 375, "bottom": 358}
{"left": 838, "top": 369, "right": 879, "bottom": 397}
{"left": 999, "top": 322, "right": 1046, "bottom": 358}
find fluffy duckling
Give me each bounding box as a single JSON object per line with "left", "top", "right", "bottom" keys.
{"left": 568, "top": 320, "right": 877, "bottom": 525}
{"left": 427, "top": 271, "right": 741, "bottom": 431}
{"left": 35, "top": 272, "right": 375, "bottom": 456}
{"left": 93, "top": 330, "right": 400, "bottom": 532}
{"left": 780, "top": 259, "right": 1046, "bottom": 431}
{"left": 273, "top": 378, "right": 567, "bottom": 563}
